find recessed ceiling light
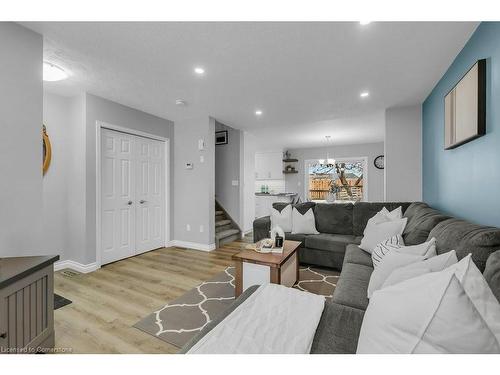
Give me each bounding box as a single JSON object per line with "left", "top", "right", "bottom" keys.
{"left": 360, "top": 91, "right": 370, "bottom": 98}
{"left": 43, "top": 62, "right": 68, "bottom": 82}
{"left": 255, "top": 110, "right": 263, "bottom": 116}
{"left": 359, "top": 21, "right": 372, "bottom": 25}
{"left": 194, "top": 67, "right": 205, "bottom": 75}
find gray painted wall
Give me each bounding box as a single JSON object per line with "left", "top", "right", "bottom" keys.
{"left": 384, "top": 105, "right": 422, "bottom": 201}
{"left": 42, "top": 92, "right": 87, "bottom": 263}
{"left": 84, "top": 93, "right": 175, "bottom": 264}
{"left": 174, "top": 116, "right": 215, "bottom": 246}
{"left": 284, "top": 142, "right": 385, "bottom": 202}
{"left": 215, "top": 121, "right": 242, "bottom": 227}
{"left": 0, "top": 23, "right": 43, "bottom": 257}
{"left": 240, "top": 132, "right": 257, "bottom": 233}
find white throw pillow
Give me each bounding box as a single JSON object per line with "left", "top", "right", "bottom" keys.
{"left": 270, "top": 204, "right": 292, "bottom": 233}
{"left": 358, "top": 255, "right": 500, "bottom": 353}
{"left": 367, "top": 251, "right": 423, "bottom": 298}
{"left": 359, "top": 218, "right": 408, "bottom": 254}
{"left": 291, "top": 207, "right": 319, "bottom": 235}
{"left": 363, "top": 206, "right": 403, "bottom": 235}
{"left": 381, "top": 250, "right": 458, "bottom": 289}
{"left": 371, "top": 235, "right": 405, "bottom": 269}
{"left": 372, "top": 237, "right": 437, "bottom": 269}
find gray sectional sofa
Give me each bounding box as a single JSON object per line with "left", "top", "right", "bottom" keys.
{"left": 181, "top": 201, "right": 500, "bottom": 353}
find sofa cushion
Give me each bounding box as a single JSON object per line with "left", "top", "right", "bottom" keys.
{"left": 314, "top": 203, "right": 354, "bottom": 235}
{"left": 273, "top": 201, "right": 315, "bottom": 215}
{"left": 332, "top": 263, "right": 372, "bottom": 310}
{"left": 402, "top": 202, "right": 450, "bottom": 245}
{"left": 428, "top": 218, "right": 500, "bottom": 272}
{"left": 311, "top": 301, "right": 364, "bottom": 354}
{"left": 305, "top": 233, "right": 360, "bottom": 253}
{"left": 483, "top": 250, "right": 500, "bottom": 304}
{"left": 284, "top": 232, "right": 308, "bottom": 247}
{"left": 299, "top": 248, "right": 345, "bottom": 270}
{"left": 353, "top": 202, "right": 412, "bottom": 236}
{"left": 343, "top": 244, "right": 373, "bottom": 268}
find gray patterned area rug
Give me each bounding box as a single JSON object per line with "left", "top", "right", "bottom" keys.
{"left": 134, "top": 266, "right": 339, "bottom": 348}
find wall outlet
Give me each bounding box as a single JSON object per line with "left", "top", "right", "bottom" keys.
{"left": 199, "top": 225, "right": 204, "bottom": 233}
{"left": 186, "top": 224, "right": 191, "bottom": 231}
{"left": 200, "top": 155, "right": 204, "bottom": 163}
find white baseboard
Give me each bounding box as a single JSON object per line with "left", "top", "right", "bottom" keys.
{"left": 54, "top": 260, "right": 100, "bottom": 274}
{"left": 169, "top": 240, "right": 216, "bottom": 252}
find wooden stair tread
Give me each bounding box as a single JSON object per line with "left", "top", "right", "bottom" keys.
{"left": 215, "top": 219, "right": 231, "bottom": 227}
{"left": 215, "top": 228, "right": 240, "bottom": 240}
{"left": 215, "top": 210, "right": 224, "bottom": 216}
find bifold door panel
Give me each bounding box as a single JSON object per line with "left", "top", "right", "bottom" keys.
{"left": 101, "top": 128, "right": 165, "bottom": 265}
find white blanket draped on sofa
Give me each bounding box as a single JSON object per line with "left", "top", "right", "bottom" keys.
{"left": 187, "top": 283, "right": 325, "bottom": 354}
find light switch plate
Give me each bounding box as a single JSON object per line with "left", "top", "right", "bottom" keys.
{"left": 200, "top": 155, "right": 204, "bottom": 163}
{"left": 232, "top": 180, "right": 239, "bottom": 186}
{"left": 198, "top": 139, "right": 205, "bottom": 151}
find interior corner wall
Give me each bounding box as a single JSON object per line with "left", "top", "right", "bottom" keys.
{"left": 384, "top": 105, "right": 423, "bottom": 202}
{"left": 0, "top": 23, "right": 43, "bottom": 256}
{"left": 173, "top": 116, "right": 215, "bottom": 246}
{"left": 241, "top": 132, "right": 257, "bottom": 233}
{"left": 84, "top": 93, "right": 175, "bottom": 264}
{"left": 423, "top": 22, "right": 500, "bottom": 227}
{"left": 42, "top": 92, "right": 87, "bottom": 263}
{"left": 215, "top": 121, "right": 242, "bottom": 228}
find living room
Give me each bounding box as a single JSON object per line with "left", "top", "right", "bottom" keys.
{"left": 1, "top": 0, "right": 500, "bottom": 372}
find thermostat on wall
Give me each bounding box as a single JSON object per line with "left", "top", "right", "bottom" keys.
{"left": 186, "top": 163, "right": 194, "bottom": 170}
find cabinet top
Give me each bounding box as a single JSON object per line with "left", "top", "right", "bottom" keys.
{"left": 0, "top": 255, "right": 59, "bottom": 289}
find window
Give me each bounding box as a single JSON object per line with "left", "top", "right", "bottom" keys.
{"left": 305, "top": 158, "right": 367, "bottom": 203}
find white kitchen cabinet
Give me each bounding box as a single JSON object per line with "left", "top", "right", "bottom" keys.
{"left": 255, "top": 152, "right": 283, "bottom": 180}
{"left": 255, "top": 194, "right": 294, "bottom": 218}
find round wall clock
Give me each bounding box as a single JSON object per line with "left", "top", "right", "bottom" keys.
{"left": 374, "top": 155, "right": 384, "bottom": 170}
{"left": 42, "top": 124, "right": 52, "bottom": 175}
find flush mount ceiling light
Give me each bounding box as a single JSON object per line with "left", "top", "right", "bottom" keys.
{"left": 359, "top": 21, "right": 372, "bottom": 25}
{"left": 360, "top": 91, "right": 370, "bottom": 98}
{"left": 43, "top": 62, "right": 68, "bottom": 82}
{"left": 255, "top": 110, "right": 263, "bottom": 116}
{"left": 175, "top": 99, "right": 188, "bottom": 106}
{"left": 194, "top": 67, "right": 205, "bottom": 75}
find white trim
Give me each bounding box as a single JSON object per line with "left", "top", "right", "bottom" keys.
{"left": 169, "top": 240, "right": 216, "bottom": 252}
{"left": 54, "top": 260, "right": 100, "bottom": 274}
{"left": 95, "top": 120, "right": 171, "bottom": 268}
{"left": 304, "top": 156, "right": 369, "bottom": 202}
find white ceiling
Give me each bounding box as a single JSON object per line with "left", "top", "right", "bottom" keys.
{"left": 22, "top": 22, "right": 478, "bottom": 149}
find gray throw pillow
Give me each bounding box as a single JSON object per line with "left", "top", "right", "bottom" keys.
{"left": 483, "top": 250, "right": 500, "bottom": 303}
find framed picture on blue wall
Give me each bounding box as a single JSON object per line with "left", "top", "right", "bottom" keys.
{"left": 444, "top": 59, "right": 486, "bottom": 150}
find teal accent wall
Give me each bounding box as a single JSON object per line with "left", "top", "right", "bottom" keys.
{"left": 423, "top": 22, "right": 500, "bottom": 227}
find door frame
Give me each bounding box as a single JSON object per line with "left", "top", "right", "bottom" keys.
{"left": 303, "top": 156, "right": 369, "bottom": 202}
{"left": 95, "top": 121, "right": 170, "bottom": 268}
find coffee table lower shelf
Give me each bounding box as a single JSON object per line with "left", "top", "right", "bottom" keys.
{"left": 232, "top": 240, "right": 301, "bottom": 298}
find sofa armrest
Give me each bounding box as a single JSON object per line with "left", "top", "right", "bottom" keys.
{"left": 311, "top": 301, "right": 365, "bottom": 354}
{"left": 253, "top": 216, "right": 271, "bottom": 242}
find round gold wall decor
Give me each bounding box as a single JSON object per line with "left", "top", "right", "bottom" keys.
{"left": 42, "top": 125, "right": 52, "bottom": 175}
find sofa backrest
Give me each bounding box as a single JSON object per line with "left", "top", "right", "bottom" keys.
{"left": 314, "top": 203, "right": 353, "bottom": 235}
{"left": 428, "top": 218, "right": 500, "bottom": 273}
{"left": 272, "top": 201, "right": 315, "bottom": 215}
{"left": 352, "top": 202, "right": 412, "bottom": 236}
{"left": 402, "top": 202, "right": 450, "bottom": 245}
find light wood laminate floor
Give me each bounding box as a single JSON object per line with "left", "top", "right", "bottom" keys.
{"left": 54, "top": 240, "right": 249, "bottom": 353}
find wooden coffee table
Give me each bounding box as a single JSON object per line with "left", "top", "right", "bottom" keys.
{"left": 232, "top": 240, "right": 301, "bottom": 298}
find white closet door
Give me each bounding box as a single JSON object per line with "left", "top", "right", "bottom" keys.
{"left": 135, "top": 136, "right": 165, "bottom": 253}
{"left": 101, "top": 129, "right": 136, "bottom": 264}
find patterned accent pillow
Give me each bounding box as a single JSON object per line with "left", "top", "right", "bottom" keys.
{"left": 371, "top": 235, "right": 404, "bottom": 269}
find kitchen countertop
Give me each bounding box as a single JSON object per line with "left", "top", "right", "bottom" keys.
{"left": 255, "top": 192, "right": 298, "bottom": 197}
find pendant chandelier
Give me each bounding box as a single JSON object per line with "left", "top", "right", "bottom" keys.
{"left": 318, "top": 135, "right": 336, "bottom": 166}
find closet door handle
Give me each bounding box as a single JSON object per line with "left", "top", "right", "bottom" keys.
{"left": 127, "top": 200, "right": 133, "bottom": 205}
{"left": 0, "top": 332, "right": 7, "bottom": 339}
{"left": 140, "top": 200, "right": 146, "bottom": 204}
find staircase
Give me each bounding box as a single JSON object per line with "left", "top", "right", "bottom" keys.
{"left": 215, "top": 201, "right": 241, "bottom": 248}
